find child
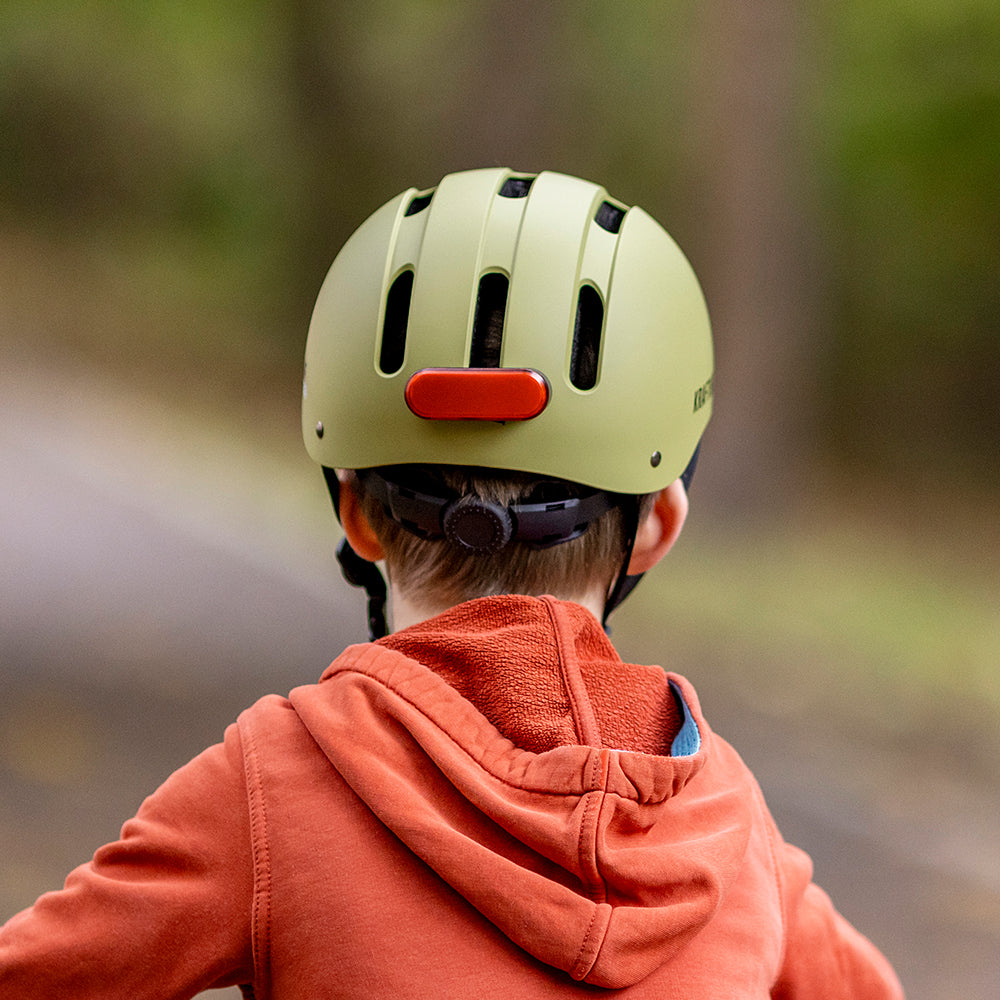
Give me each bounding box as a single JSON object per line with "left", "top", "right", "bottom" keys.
{"left": 0, "top": 168, "right": 903, "bottom": 998}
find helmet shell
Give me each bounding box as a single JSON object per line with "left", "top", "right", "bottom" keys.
{"left": 302, "top": 167, "right": 713, "bottom": 495}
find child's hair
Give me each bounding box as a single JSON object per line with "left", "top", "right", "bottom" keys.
{"left": 349, "top": 466, "right": 656, "bottom": 607}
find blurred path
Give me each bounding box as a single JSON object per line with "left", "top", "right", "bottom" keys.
{"left": 680, "top": 670, "right": 1000, "bottom": 1000}
{"left": 2, "top": 351, "right": 997, "bottom": 999}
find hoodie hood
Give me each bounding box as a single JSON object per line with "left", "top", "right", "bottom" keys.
{"left": 289, "top": 595, "right": 754, "bottom": 989}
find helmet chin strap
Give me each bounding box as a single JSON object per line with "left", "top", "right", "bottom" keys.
{"left": 600, "top": 443, "right": 701, "bottom": 633}
{"left": 601, "top": 495, "right": 642, "bottom": 634}
{"left": 336, "top": 537, "right": 389, "bottom": 641}
{"left": 323, "top": 467, "right": 390, "bottom": 641}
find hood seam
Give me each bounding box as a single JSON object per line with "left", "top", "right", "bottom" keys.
{"left": 575, "top": 750, "right": 611, "bottom": 903}
{"left": 569, "top": 901, "right": 613, "bottom": 981}
{"left": 542, "top": 595, "right": 602, "bottom": 746}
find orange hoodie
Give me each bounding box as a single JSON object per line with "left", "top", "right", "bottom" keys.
{"left": 0, "top": 596, "right": 903, "bottom": 998}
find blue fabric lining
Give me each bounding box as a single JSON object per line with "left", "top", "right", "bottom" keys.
{"left": 669, "top": 680, "right": 701, "bottom": 757}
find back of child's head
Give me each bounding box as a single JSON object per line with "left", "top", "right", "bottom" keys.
{"left": 348, "top": 464, "right": 658, "bottom": 609}
{"left": 301, "top": 168, "right": 713, "bottom": 636}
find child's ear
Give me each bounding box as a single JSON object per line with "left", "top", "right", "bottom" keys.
{"left": 337, "top": 473, "right": 386, "bottom": 563}
{"left": 626, "top": 479, "right": 689, "bottom": 575}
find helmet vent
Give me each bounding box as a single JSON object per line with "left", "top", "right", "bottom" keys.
{"left": 570, "top": 284, "right": 604, "bottom": 390}
{"left": 379, "top": 270, "right": 414, "bottom": 374}
{"left": 469, "top": 272, "right": 509, "bottom": 367}
{"left": 594, "top": 200, "right": 626, "bottom": 234}
{"left": 498, "top": 176, "right": 535, "bottom": 199}
{"left": 404, "top": 192, "right": 434, "bottom": 216}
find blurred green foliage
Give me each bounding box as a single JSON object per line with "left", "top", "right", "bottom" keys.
{"left": 1, "top": 0, "right": 997, "bottom": 488}
{"left": 813, "top": 0, "right": 1000, "bottom": 481}
{"left": 0, "top": 0, "right": 293, "bottom": 303}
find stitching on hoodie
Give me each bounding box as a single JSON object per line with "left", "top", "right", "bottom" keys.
{"left": 570, "top": 901, "right": 613, "bottom": 981}
{"left": 575, "top": 752, "right": 611, "bottom": 904}
{"left": 239, "top": 714, "right": 273, "bottom": 997}
{"left": 750, "top": 774, "right": 787, "bottom": 979}
{"left": 570, "top": 903, "right": 602, "bottom": 979}
{"left": 574, "top": 764, "right": 599, "bottom": 881}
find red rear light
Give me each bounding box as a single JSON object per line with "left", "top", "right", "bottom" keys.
{"left": 405, "top": 368, "right": 549, "bottom": 421}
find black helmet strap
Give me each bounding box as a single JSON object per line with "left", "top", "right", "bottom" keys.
{"left": 601, "top": 494, "right": 643, "bottom": 632}
{"left": 323, "top": 467, "right": 390, "bottom": 640}
{"left": 335, "top": 537, "right": 389, "bottom": 641}
{"left": 354, "top": 468, "right": 623, "bottom": 552}
{"left": 601, "top": 442, "right": 701, "bottom": 632}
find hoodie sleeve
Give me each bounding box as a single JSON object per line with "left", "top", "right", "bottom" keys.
{"left": 0, "top": 721, "right": 255, "bottom": 999}
{"left": 771, "top": 839, "right": 904, "bottom": 1000}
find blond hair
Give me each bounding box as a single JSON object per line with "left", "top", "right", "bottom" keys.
{"left": 352, "top": 467, "right": 652, "bottom": 608}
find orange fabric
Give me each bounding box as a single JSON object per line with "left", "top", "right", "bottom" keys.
{"left": 381, "top": 596, "right": 681, "bottom": 754}
{"left": 0, "top": 595, "right": 903, "bottom": 999}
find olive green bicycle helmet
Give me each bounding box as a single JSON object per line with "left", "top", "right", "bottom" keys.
{"left": 302, "top": 167, "right": 713, "bottom": 636}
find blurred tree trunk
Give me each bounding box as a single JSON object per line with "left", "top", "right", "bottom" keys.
{"left": 686, "top": 1, "right": 820, "bottom": 519}
{"left": 280, "top": 0, "right": 397, "bottom": 315}
{"left": 436, "top": 0, "right": 567, "bottom": 170}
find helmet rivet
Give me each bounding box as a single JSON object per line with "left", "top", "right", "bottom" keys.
{"left": 650, "top": 451, "right": 662, "bottom": 468}
{"left": 316, "top": 421, "right": 324, "bottom": 439}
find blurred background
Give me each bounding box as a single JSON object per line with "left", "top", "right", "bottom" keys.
{"left": 1, "top": 2, "right": 997, "bottom": 997}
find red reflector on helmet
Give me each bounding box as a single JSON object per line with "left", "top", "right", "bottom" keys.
{"left": 405, "top": 368, "right": 549, "bottom": 421}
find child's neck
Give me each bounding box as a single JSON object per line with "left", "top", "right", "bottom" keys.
{"left": 387, "top": 584, "right": 606, "bottom": 634}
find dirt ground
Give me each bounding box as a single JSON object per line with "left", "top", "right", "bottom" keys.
{"left": 2, "top": 349, "right": 998, "bottom": 999}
